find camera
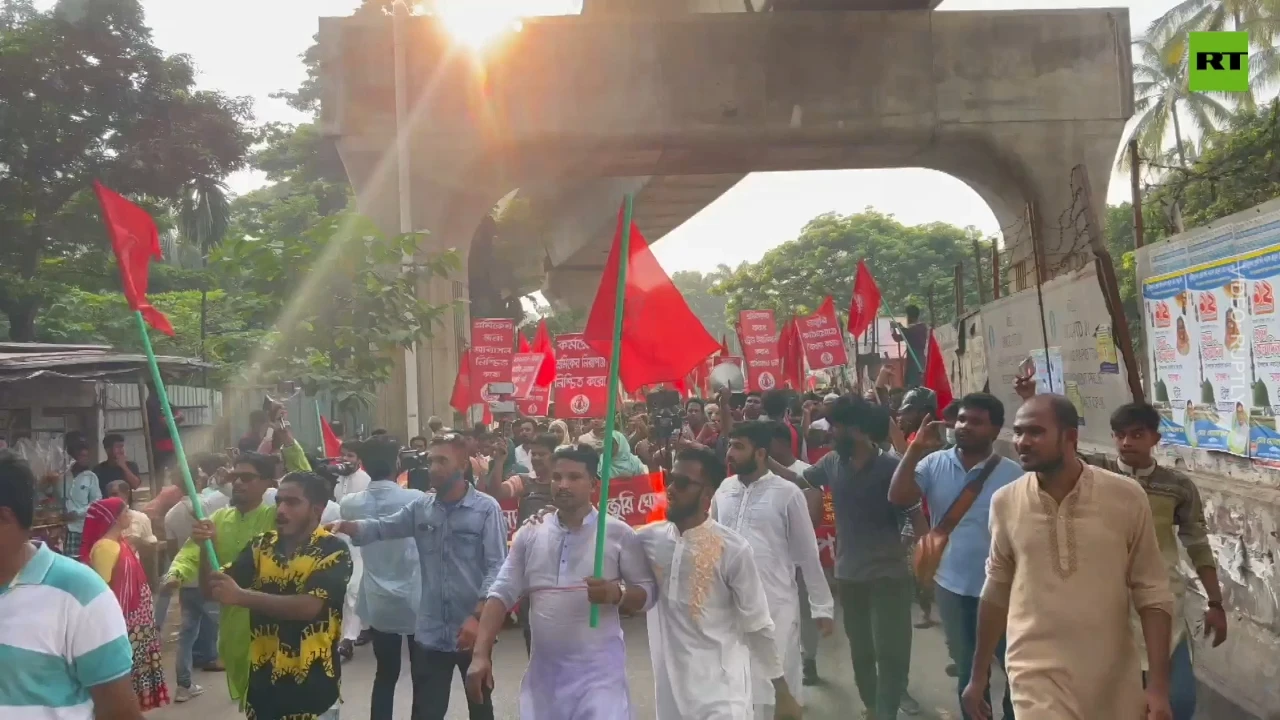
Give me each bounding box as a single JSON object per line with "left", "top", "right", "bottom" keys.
{"left": 314, "top": 457, "right": 358, "bottom": 482}
{"left": 400, "top": 448, "right": 431, "bottom": 492}
{"left": 647, "top": 389, "right": 683, "bottom": 445}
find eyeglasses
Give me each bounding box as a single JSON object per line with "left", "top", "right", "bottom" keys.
{"left": 230, "top": 471, "right": 260, "bottom": 482}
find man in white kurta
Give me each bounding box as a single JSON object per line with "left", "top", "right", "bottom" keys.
{"left": 468, "top": 446, "right": 657, "bottom": 720}
{"left": 713, "top": 422, "right": 835, "bottom": 718}
{"left": 333, "top": 450, "right": 372, "bottom": 652}
{"left": 639, "top": 446, "right": 803, "bottom": 720}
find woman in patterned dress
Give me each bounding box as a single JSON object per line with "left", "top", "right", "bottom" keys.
{"left": 82, "top": 497, "right": 170, "bottom": 711}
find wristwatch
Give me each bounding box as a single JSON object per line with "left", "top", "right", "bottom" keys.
{"left": 1207, "top": 600, "right": 1224, "bottom": 610}
{"left": 614, "top": 580, "right": 627, "bottom": 605}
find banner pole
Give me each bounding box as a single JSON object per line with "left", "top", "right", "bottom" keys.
{"left": 132, "top": 311, "right": 218, "bottom": 566}
{"left": 590, "top": 195, "right": 634, "bottom": 628}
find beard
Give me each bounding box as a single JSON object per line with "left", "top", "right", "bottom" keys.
{"left": 666, "top": 499, "right": 698, "bottom": 524}
{"left": 732, "top": 456, "right": 759, "bottom": 477}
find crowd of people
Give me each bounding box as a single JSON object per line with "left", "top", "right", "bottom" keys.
{"left": 0, "top": 365, "right": 1230, "bottom": 720}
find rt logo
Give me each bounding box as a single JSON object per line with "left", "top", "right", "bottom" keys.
{"left": 1189, "top": 32, "right": 1250, "bottom": 93}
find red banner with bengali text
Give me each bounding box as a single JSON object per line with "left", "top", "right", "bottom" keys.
{"left": 470, "top": 318, "right": 516, "bottom": 402}
{"left": 798, "top": 298, "right": 848, "bottom": 371}
{"left": 510, "top": 352, "right": 545, "bottom": 400}
{"left": 517, "top": 386, "right": 551, "bottom": 417}
{"left": 553, "top": 333, "right": 609, "bottom": 419}
{"left": 738, "top": 309, "right": 781, "bottom": 392}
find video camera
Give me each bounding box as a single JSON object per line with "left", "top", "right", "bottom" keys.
{"left": 647, "top": 389, "right": 683, "bottom": 445}
{"left": 400, "top": 448, "right": 431, "bottom": 492}
{"left": 314, "top": 457, "right": 359, "bottom": 482}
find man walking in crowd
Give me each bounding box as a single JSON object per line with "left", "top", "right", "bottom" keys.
{"left": 1105, "top": 401, "right": 1227, "bottom": 720}
{"left": 763, "top": 421, "right": 822, "bottom": 687}
{"left": 94, "top": 433, "right": 142, "bottom": 497}
{"left": 329, "top": 432, "right": 507, "bottom": 720}
{"left": 512, "top": 418, "right": 539, "bottom": 476}
{"left": 200, "top": 472, "right": 353, "bottom": 720}
{"left": 965, "top": 395, "right": 1174, "bottom": 720}
{"left": 793, "top": 398, "right": 913, "bottom": 720}
{"left": 714, "top": 421, "right": 834, "bottom": 720}
{"left": 484, "top": 432, "right": 559, "bottom": 655}
{"left": 0, "top": 451, "right": 145, "bottom": 720}
{"left": 159, "top": 454, "right": 230, "bottom": 701}
{"left": 339, "top": 435, "right": 425, "bottom": 720}
{"left": 466, "top": 445, "right": 656, "bottom": 719}
{"left": 332, "top": 439, "right": 371, "bottom": 662}
{"left": 640, "top": 446, "right": 804, "bottom": 720}
{"left": 168, "top": 451, "right": 279, "bottom": 707}
{"left": 888, "top": 393, "right": 1022, "bottom": 719}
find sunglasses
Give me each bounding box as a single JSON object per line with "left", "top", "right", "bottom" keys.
{"left": 230, "top": 471, "right": 261, "bottom": 482}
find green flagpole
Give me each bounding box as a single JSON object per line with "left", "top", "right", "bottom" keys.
{"left": 315, "top": 399, "right": 325, "bottom": 457}
{"left": 590, "top": 194, "right": 633, "bottom": 629}
{"left": 132, "top": 311, "right": 218, "bottom": 566}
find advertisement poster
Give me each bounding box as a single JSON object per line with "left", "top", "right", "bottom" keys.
{"left": 1184, "top": 261, "right": 1248, "bottom": 454}
{"left": 469, "top": 318, "right": 515, "bottom": 402}
{"left": 738, "top": 309, "right": 781, "bottom": 392}
{"left": 1143, "top": 275, "right": 1199, "bottom": 445}
{"left": 552, "top": 333, "right": 609, "bottom": 419}
{"left": 798, "top": 302, "right": 848, "bottom": 371}
{"left": 1239, "top": 248, "right": 1280, "bottom": 459}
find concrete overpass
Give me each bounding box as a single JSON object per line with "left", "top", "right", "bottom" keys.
{"left": 318, "top": 8, "right": 1133, "bottom": 432}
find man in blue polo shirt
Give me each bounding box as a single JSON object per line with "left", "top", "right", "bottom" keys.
{"left": 888, "top": 392, "right": 1023, "bottom": 720}
{"left": 0, "top": 450, "right": 141, "bottom": 720}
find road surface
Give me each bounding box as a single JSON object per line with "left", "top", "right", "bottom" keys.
{"left": 149, "top": 603, "right": 991, "bottom": 719}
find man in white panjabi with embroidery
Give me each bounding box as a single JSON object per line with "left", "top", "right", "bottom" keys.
{"left": 713, "top": 421, "right": 835, "bottom": 719}
{"left": 641, "top": 446, "right": 803, "bottom": 720}
{"left": 466, "top": 444, "right": 657, "bottom": 719}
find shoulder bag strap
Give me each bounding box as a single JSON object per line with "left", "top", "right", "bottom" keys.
{"left": 933, "top": 455, "right": 1003, "bottom": 536}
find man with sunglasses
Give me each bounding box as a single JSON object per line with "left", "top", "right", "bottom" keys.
{"left": 328, "top": 432, "right": 507, "bottom": 720}
{"left": 166, "top": 451, "right": 279, "bottom": 709}
{"left": 639, "top": 446, "right": 804, "bottom": 720}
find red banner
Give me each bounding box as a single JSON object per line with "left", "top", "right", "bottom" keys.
{"left": 738, "top": 310, "right": 781, "bottom": 392}
{"left": 798, "top": 300, "right": 848, "bottom": 371}
{"left": 817, "top": 488, "right": 836, "bottom": 569}
{"left": 553, "top": 333, "right": 609, "bottom": 419}
{"left": 510, "top": 352, "right": 545, "bottom": 400}
{"left": 470, "top": 318, "right": 515, "bottom": 401}
{"left": 497, "top": 472, "right": 667, "bottom": 541}
{"left": 517, "top": 386, "right": 551, "bottom": 417}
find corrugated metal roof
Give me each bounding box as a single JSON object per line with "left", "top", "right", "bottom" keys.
{"left": 0, "top": 346, "right": 210, "bottom": 383}
{"left": 0, "top": 342, "right": 112, "bottom": 353}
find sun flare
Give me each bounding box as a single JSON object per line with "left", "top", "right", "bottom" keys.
{"left": 426, "top": 0, "right": 579, "bottom": 51}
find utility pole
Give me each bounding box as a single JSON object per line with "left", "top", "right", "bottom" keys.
{"left": 393, "top": 0, "right": 420, "bottom": 438}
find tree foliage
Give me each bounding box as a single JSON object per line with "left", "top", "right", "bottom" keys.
{"left": 209, "top": 212, "right": 461, "bottom": 412}
{"left": 0, "top": 0, "right": 255, "bottom": 340}
{"left": 671, "top": 267, "right": 735, "bottom": 341}
{"left": 714, "top": 210, "right": 991, "bottom": 327}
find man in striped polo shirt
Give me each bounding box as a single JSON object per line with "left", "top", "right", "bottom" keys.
{"left": 0, "top": 450, "right": 142, "bottom": 720}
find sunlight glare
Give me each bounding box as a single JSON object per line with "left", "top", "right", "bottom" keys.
{"left": 428, "top": 0, "right": 575, "bottom": 51}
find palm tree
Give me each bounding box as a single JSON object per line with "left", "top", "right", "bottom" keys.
{"left": 175, "top": 176, "right": 232, "bottom": 368}
{"left": 1148, "top": 0, "right": 1280, "bottom": 105}
{"left": 1128, "top": 36, "right": 1234, "bottom": 170}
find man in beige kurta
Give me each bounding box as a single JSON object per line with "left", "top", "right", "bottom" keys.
{"left": 979, "top": 464, "right": 1174, "bottom": 719}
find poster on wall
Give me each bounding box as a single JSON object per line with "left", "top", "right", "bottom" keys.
{"left": 1143, "top": 275, "right": 1199, "bottom": 445}
{"left": 1184, "top": 260, "right": 1250, "bottom": 454}
{"left": 1239, "top": 248, "right": 1280, "bottom": 459}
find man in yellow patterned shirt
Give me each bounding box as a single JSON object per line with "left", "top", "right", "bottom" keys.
{"left": 200, "top": 471, "right": 352, "bottom": 720}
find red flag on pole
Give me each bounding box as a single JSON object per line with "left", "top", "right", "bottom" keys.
{"left": 584, "top": 207, "right": 720, "bottom": 392}
{"left": 778, "top": 317, "right": 805, "bottom": 389}
{"left": 923, "top": 330, "right": 954, "bottom": 411}
{"left": 451, "top": 348, "right": 474, "bottom": 414}
{"left": 719, "top": 335, "right": 731, "bottom": 358}
{"left": 518, "top": 333, "right": 532, "bottom": 353}
{"left": 531, "top": 319, "right": 557, "bottom": 388}
{"left": 92, "top": 181, "right": 174, "bottom": 336}
{"left": 847, "top": 259, "right": 882, "bottom": 338}
{"left": 320, "top": 416, "right": 342, "bottom": 457}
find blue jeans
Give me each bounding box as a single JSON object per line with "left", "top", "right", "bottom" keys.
{"left": 935, "top": 584, "right": 1015, "bottom": 720}
{"left": 175, "top": 587, "right": 219, "bottom": 688}
{"left": 1145, "top": 638, "right": 1196, "bottom": 720}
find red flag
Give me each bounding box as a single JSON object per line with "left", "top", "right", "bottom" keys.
{"left": 923, "top": 330, "right": 954, "bottom": 412}
{"left": 531, "top": 320, "right": 557, "bottom": 387}
{"left": 584, "top": 206, "right": 720, "bottom": 392}
{"left": 92, "top": 181, "right": 174, "bottom": 336}
{"left": 847, "top": 259, "right": 882, "bottom": 338}
{"left": 518, "top": 333, "right": 532, "bottom": 353}
{"left": 320, "top": 416, "right": 342, "bottom": 457}
{"left": 451, "top": 348, "right": 474, "bottom": 414}
{"left": 778, "top": 317, "right": 805, "bottom": 389}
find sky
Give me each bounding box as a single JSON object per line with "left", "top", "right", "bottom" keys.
{"left": 121, "top": 0, "right": 1176, "bottom": 275}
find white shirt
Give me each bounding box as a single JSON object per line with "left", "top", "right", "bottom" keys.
{"left": 711, "top": 473, "right": 834, "bottom": 706}
{"left": 639, "top": 519, "right": 783, "bottom": 720}
{"left": 785, "top": 459, "right": 811, "bottom": 474}
{"left": 809, "top": 418, "right": 831, "bottom": 432}
{"left": 334, "top": 469, "right": 371, "bottom": 502}
{"left": 514, "top": 445, "right": 535, "bottom": 478}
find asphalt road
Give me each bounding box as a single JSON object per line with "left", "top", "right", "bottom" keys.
{"left": 148, "top": 602, "right": 994, "bottom": 720}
